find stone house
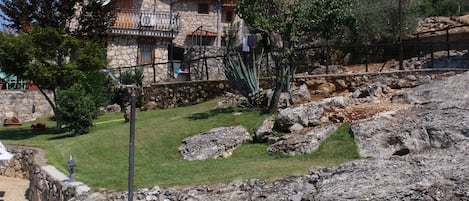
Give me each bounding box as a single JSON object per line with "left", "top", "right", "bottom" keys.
{"left": 106, "top": 0, "right": 241, "bottom": 84}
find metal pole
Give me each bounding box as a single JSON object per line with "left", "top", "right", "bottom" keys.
{"left": 128, "top": 86, "right": 136, "bottom": 201}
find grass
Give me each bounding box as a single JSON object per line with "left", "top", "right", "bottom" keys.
{"left": 0, "top": 98, "right": 359, "bottom": 191}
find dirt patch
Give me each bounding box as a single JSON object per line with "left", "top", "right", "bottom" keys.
{"left": 0, "top": 176, "right": 29, "bottom": 201}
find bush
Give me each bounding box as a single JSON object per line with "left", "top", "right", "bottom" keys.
{"left": 57, "top": 83, "right": 98, "bottom": 135}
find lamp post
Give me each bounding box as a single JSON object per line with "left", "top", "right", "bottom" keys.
{"left": 100, "top": 68, "right": 136, "bottom": 201}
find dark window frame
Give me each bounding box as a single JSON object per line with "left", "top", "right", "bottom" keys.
{"left": 138, "top": 40, "right": 154, "bottom": 65}
{"left": 197, "top": 2, "right": 210, "bottom": 14}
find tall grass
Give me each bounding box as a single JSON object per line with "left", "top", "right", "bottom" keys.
{"left": 0, "top": 99, "right": 359, "bottom": 191}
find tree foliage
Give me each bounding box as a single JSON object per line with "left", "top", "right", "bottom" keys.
{"left": 236, "top": 0, "right": 354, "bottom": 111}
{"left": 0, "top": 0, "right": 115, "bottom": 37}
{"left": 0, "top": 27, "right": 108, "bottom": 130}
{"left": 0, "top": 0, "right": 114, "bottom": 132}
{"left": 57, "top": 83, "right": 99, "bottom": 135}
{"left": 349, "top": 0, "right": 421, "bottom": 46}
{"left": 419, "top": 0, "right": 469, "bottom": 17}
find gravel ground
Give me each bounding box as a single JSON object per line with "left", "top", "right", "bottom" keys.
{"left": 0, "top": 176, "right": 29, "bottom": 201}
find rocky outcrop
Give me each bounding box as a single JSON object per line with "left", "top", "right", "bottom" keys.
{"left": 268, "top": 124, "right": 339, "bottom": 155}
{"left": 312, "top": 147, "right": 469, "bottom": 200}
{"left": 178, "top": 126, "right": 252, "bottom": 161}
{"left": 103, "top": 144, "right": 468, "bottom": 200}
{"left": 352, "top": 71, "right": 469, "bottom": 159}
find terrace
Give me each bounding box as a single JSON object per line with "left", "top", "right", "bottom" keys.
{"left": 108, "top": 9, "right": 180, "bottom": 38}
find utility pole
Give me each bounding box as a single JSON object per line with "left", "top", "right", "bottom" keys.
{"left": 399, "top": 0, "right": 404, "bottom": 70}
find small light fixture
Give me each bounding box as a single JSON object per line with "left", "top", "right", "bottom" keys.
{"left": 67, "top": 154, "right": 76, "bottom": 182}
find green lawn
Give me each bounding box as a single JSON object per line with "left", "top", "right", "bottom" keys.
{"left": 0, "top": 99, "right": 359, "bottom": 191}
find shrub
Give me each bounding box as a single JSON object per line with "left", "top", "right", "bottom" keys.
{"left": 57, "top": 83, "right": 98, "bottom": 135}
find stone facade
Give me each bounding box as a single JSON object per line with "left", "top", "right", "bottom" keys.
{"left": 107, "top": 0, "right": 241, "bottom": 84}
{"left": 185, "top": 46, "right": 226, "bottom": 80}
{"left": 0, "top": 90, "right": 54, "bottom": 123}
{"left": 107, "top": 36, "right": 138, "bottom": 68}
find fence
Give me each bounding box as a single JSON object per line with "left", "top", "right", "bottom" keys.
{"left": 114, "top": 25, "right": 469, "bottom": 84}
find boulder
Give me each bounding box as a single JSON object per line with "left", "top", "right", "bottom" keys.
{"left": 275, "top": 102, "right": 323, "bottom": 132}
{"left": 255, "top": 117, "right": 275, "bottom": 142}
{"left": 316, "top": 96, "right": 354, "bottom": 112}
{"left": 141, "top": 101, "right": 157, "bottom": 111}
{"left": 268, "top": 124, "right": 339, "bottom": 155}
{"left": 352, "top": 82, "right": 391, "bottom": 99}
{"left": 101, "top": 104, "right": 121, "bottom": 113}
{"left": 179, "top": 126, "right": 252, "bottom": 161}
{"left": 290, "top": 84, "right": 311, "bottom": 105}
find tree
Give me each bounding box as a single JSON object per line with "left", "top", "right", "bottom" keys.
{"left": 0, "top": 27, "right": 108, "bottom": 129}
{"left": 57, "top": 83, "right": 99, "bottom": 135}
{"left": 236, "top": 0, "right": 354, "bottom": 111}
{"left": 0, "top": 0, "right": 115, "bottom": 36}
{"left": 0, "top": 0, "right": 115, "bottom": 132}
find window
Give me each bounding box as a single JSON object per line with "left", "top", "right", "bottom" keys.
{"left": 192, "top": 36, "right": 215, "bottom": 46}
{"left": 198, "top": 2, "right": 210, "bottom": 14}
{"left": 222, "top": 8, "right": 234, "bottom": 23}
{"left": 138, "top": 41, "right": 154, "bottom": 64}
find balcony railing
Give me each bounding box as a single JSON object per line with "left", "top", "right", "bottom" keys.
{"left": 109, "top": 9, "right": 180, "bottom": 38}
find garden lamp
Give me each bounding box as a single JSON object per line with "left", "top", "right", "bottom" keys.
{"left": 67, "top": 154, "right": 76, "bottom": 182}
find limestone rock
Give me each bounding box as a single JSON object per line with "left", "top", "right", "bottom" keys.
{"left": 275, "top": 102, "right": 324, "bottom": 132}
{"left": 316, "top": 96, "right": 354, "bottom": 112}
{"left": 102, "top": 104, "right": 121, "bottom": 113}
{"left": 290, "top": 84, "right": 311, "bottom": 105}
{"left": 311, "top": 147, "right": 469, "bottom": 200}
{"left": 352, "top": 71, "right": 469, "bottom": 159}
{"left": 352, "top": 82, "right": 391, "bottom": 100}
{"left": 255, "top": 117, "right": 274, "bottom": 143}
{"left": 141, "top": 101, "right": 157, "bottom": 111}
{"left": 268, "top": 124, "right": 339, "bottom": 155}
{"left": 179, "top": 126, "right": 252, "bottom": 161}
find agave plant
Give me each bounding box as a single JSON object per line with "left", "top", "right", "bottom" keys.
{"left": 224, "top": 53, "right": 261, "bottom": 106}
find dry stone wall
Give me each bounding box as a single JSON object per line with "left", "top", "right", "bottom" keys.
{"left": 0, "top": 146, "right": 35, "bottom": 179}
{"left": 143, "top": 69, "right": 468, "bottom": 110}
{"left": 0, "top": 90, "right": 54, "bottom": 123}
{"left": 0, "top": 146, "right": 91, "bottom": 201}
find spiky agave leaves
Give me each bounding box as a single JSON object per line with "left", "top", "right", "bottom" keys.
{"left": 225, "top": 53, "right": 261, "bottom": 106}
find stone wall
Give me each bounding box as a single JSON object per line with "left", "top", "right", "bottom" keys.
{"left": 173, "top": 0, "right": 220, "bottom": 47}
{"left": 185, "top": 46, "right": 226, "bottom": 80}
{"left": 0, "top": 146, "right": 91, "bottom": 201}
{"left": 0, "top": 90, "right": 54, "bottom": 123}
{"left": 0, "top": 146, "right": 35, "bottom": 179}
{"left": 107, "top": 36, "right": 138, "bottom": 68}
{"left": 143, "top": 69, "right": 468, "bottom": 109}
{"left": 144, "top": 79, "right": 234, "bottom": 109}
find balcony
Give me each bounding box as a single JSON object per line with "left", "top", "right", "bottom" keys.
{"left": 109, "top": 9, "right": 180, "bottom": 38}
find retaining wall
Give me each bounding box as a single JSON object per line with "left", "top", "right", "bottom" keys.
{"left": 143, "top": 69, "right": 468, "bottom": 109}
{"left": 0, "top": 146, "right": 90, "bottom": 201}
{"left": 0, "top": 90, "right": 54, "bottom": 123}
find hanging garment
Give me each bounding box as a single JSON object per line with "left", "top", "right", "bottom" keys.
{"left": 247, "top": 34, "right": 257, "bottom": 48}
{"left": 242, "top": 37, "right": 250, "bottom": 52}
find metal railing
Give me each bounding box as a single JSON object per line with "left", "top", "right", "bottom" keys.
{"left": 109, "top": 9, "right": 180, "bottom": 37}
